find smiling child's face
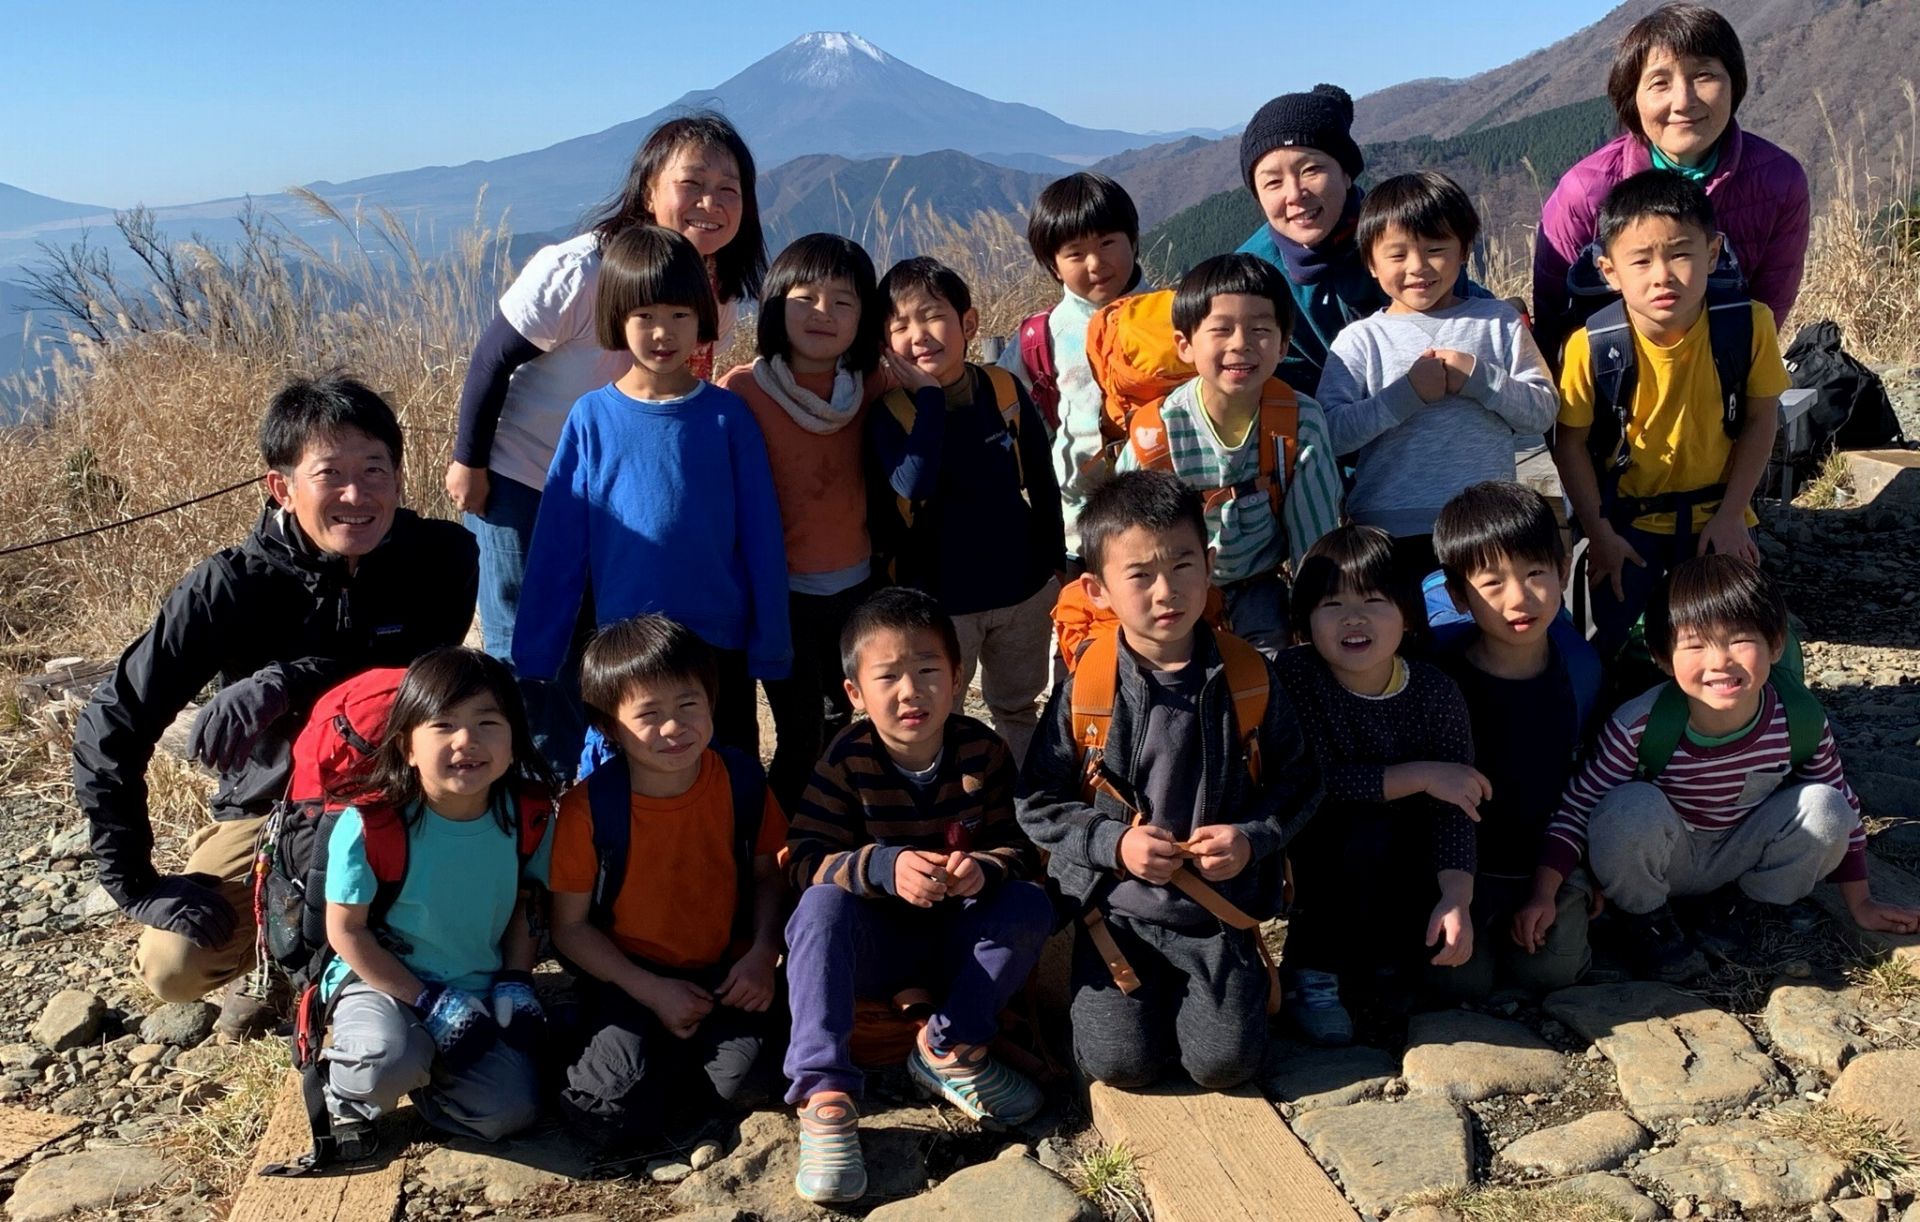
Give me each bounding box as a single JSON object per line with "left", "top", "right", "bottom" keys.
{"left": 1308, "top": 581, "right": 1407, "bottom": 694}
{"left": 1662, "top": 623, "right": 1782, "bottom": 725}
{"left": 886, "top": 286, "right": 977, "bottom": 387}
{"left": 609, "top": 677, "right": 713, "bottom": 781}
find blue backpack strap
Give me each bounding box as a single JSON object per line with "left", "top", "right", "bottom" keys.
{"left": 585, "top": 755, "right": 633, "bottom": 930}
{"left": 713, "top": 745, "right": 770, "bottom": 943}
{"left": 1704, "top": 289, "right": 1754, "bottom": 439}
{"left": 1549, "top": 616, "right": 1603, "bottom": 736}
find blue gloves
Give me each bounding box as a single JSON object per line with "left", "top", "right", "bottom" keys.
{"left": 187, "top": 667, "right": 290, "bottom": 774}
{"left": 411, "top": 985, "right": 497, "bottom": 1072}
{"left": 488, "top": 970, "right": 545, "bottom": 1050}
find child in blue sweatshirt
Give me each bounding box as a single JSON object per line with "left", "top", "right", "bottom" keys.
{"left": 514, "top": 226, "right": 791, "bottom": 754}
{"left": 868, "top": 257, "right": 1066, "bottom": 765}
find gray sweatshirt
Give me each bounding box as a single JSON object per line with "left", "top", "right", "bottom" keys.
{"left": 1318, "top": 297, "right": 1558, "bottom": 536}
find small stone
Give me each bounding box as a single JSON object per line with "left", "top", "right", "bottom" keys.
{"left": 1831, "top": 1200, "right": 1881, "bottom": 1222}
{"left": 1401, "top": 1010, "right": 1566, "bottom": 1103}
{"left": 72, "top": 885, "right": 120, "bottom": 919}
{"left": 690, "top": 1137, "right": 723, "bottom": 1170}
{"left": 1766, "top": 983, "right": 1869, "bottom": 1074}
{"left": 30, "top": 991, "right": 106, "bottom": 1052}
{"left": 1497, "top": 1110, "right": 1650, "bottom": 1176}
{"left": 1260, "top": 1041, "right": 1399, "bottom": 1112}
{"left": 17, "top": 906, "right": 50, "bottom": 928}
{"left": 128, "top": 1043, "right": 168, "bottom": 1066}
{"left": 0, "top": 1043, "right": 53, "bottom": 1071}
{"left": 865, "top": 1157, "right": 1098, "bottom": 1222}
{"left": 646, "top": 1158, "right": 693, "bottom": 1183}
{"left": 140, "top": 1002, "right": 219, "bottom": 1048}
{"left": 1674, "top": 1198, "right": 1697, "bottom": 1219}
{"left": 5, "top": 1145, "right": 173, "bottom": 1221}
{"left": 1290, "top": 1098, "right": 1471, "bottom": 1217}
{"left": 996, "top": 1142, "right": 1031, "bottom": 1161}
{"left": 1828, "top": 1051, "right": 1920, "bottom": 1140}
{"left": 1036, "top": 1137, "right": 1070, "bottom": 1173}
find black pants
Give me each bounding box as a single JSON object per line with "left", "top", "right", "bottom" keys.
{"left": 711, "top": 646, "right": 760, "bottom": 757}
{"left": 762, "top": 581, "right": 876, "bottom": 811}
{"left": 559, "top": 974, "right": 768, "bottom": 1147}
{"left": 1068, "top": 911, "right": 1268, "bottom": 1090}
{"left": 1284, "top": 802, "right": 1435, "bottom": 976}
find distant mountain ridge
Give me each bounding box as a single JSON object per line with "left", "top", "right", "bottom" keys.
{"left": 0, "top": 183, "right": 110, "bottom": 232}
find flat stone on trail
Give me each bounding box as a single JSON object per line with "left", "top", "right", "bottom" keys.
{"left": 1637, "top": 1117, "right": 1848, "bottom": 1210}
{"left": 1827, "top": 1049, "right": 1920, "bottom": 1138}
{"left": 139, "top": 1001, "right": 218, "bottom": 1048}
{"left": 671, "top": 1107, "right": 932, "bottom": 1222}
{"left": 414, "top": 1129, "right": 595, "bottom": 1205}
{"left": 5, "top": 1145, "right": 173, "bottom": 1221}
{"left": 1401, "top": 1010, "right": 1566, "bottom": 1102}
{"left": 1496, "top": 1110, "right": 1649, "bottom": 1175}
{"left": 29, "top": 991, "right": 104, "bottom": 1052}
{"left": 1260, "top": 1040, "right": 1400, "bottom": 1112}
{"left": 1289, "top": 1096, "right": 1470, "bottom": 1216}
{"left": 1558, "top": 1172, "right": 1661, "bottom": 1222}
{"left": 1763, "top": 982, "right": 1869, "bottom": 1074}
{"left": 1543, "top": 982, "right": 1781, "bottom": 1123}
{"left": 866, "top": 1157, "right": 1098, "bottom": 1222}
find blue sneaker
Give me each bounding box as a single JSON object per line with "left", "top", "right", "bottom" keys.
{"left": 908, "top": 1039, "right": 1044, "bottom": 1127}
{"left": 1285, "top": 969, "right": 1353, "bottom": 1046}
{"left": 794, "top": 1094, "right": 866, "bottom": 1204}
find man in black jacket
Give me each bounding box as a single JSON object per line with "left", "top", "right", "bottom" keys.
{"left": 72, "top": 376, "right": 478, "bottom": 1037}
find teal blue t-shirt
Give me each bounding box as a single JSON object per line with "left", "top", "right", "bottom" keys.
{"left": 321, "top": 798, "right": 553, "bottom": 1000}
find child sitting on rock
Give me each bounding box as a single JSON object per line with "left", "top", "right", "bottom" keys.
{"left": 1539, "top": 555, "right": 1919, "bottom": 982}
{"left": 783, "top": 587, "right": 1052, "bottom": 1205}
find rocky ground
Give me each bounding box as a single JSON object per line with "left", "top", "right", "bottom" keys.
{"left": 0, "top": 381, "right": 1916, "bottom": 1221}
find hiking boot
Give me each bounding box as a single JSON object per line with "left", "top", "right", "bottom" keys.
{"left": 214, "top": 974, "right": 287, "bottom": 1043}
{"left": 1284, "top": 969, "right": 1353, "bottom": 1046}
{"left": 1616, "top": 904, "right": 1709, "bottom": 983}
{"left": 329, "top": 1116, "right": 379, "bottom": 1164}
{"left": 908, "top": 1036, "right": 1044, "bottom": 1127}
{"left": 795, "top": 1094, "right": 867, "bottom": 1204}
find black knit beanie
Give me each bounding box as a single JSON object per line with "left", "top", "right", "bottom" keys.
{"left": 1239, "top": 84, "right": 1364, "bottom": 188}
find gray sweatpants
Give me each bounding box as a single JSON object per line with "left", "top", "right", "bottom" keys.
{"left": 1587, "top": 781, "right": 1854, "bottom": 915}
{"left": 323, "top": 980, "right": 540, "bottom": 1142}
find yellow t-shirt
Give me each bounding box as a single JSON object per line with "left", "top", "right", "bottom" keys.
{"left": 1558, "top": 301, "right": 1788, "bottom": 534}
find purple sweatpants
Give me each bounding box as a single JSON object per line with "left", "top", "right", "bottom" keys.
{"left": 782, "top": 880, "right": 1052, "bottom": 1104}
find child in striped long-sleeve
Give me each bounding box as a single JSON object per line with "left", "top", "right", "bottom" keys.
{"left": 1525, "top": 556, "right": 1918, "bottom": 984}
{"left": 1115, "top": 254, "right": 1343, "bottom": 655}
{"left": 781, "top": 587, "right": 1051, "bottom": 1205}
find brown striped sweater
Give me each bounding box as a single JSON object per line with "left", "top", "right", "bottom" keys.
{"left": 786, "top": 714, "right": 1040, "bottom": 898}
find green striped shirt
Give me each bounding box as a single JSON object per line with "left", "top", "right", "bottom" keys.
{"left": 1117, "top": 378, "right": 1344, "bottom": 581}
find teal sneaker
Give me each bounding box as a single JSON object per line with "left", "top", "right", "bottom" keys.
{"left": 908, "top": 1039, "right": 1044, "bottom": 1127}
{"left": 794, "top": 1094, "right": 867, "bottom": 1204}
{"left": 1285, "top": 968, "right": 1353, "bottom": 1046}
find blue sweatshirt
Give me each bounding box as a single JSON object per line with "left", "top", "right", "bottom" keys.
{"left": 512, "top": 381, "right": 792, "bottom": 680}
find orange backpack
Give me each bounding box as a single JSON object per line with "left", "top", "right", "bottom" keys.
{"left": 1086, "top": 289, "right": 1190, "bottom": 440}
{"left": 1050, "top": 578, "right": 1228, "bottom": 675}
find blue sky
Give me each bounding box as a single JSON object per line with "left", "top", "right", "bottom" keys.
{"left": 7, "top": 0, "right": 1618, "bottom": 207}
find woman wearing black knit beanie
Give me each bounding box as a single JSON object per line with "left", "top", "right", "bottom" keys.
{"left": 1235, "top": 84, "right": 1485, "bottom": 397}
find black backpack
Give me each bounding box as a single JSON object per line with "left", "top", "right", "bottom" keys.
{"left": 1785, "top": 320, "right": 1907, "bottom": 454}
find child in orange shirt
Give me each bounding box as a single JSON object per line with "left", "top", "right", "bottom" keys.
{"left": 548, "top": 616, "right": 788, "bottom": 1149}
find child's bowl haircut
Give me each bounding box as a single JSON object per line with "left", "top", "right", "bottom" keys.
{"left": 1606, "top": 3, "right": 1748, "bottom": 140}
{"left": 1595, "top": 170, "right": 1718, "bottom": 254}
{"left": 580, "top": 614, "right": 721, "bottom": 730}
{"left": 259, "top": 374, "right": 404, "bottom": 471}
{"left": 1171, "top": 253, "right": 1296, "bottom": 340}
{"left": 756, "top": 233, "right": 883, "bottom": 374}
{"left": 1355, "top": 171, "right": 1481, "bottom": 258}
{"left": 1076, "top": 470, "right": 1208, "bottom": 579}
{"left": 877, "top": 257, "right": 972, "bottom": 317}
{"left": 838, "top": 586, "right": 961, "bottom": 682}
{"left": 1432, "top": 480, "right": 1567, "bottom": 600}
{"left": 1026, "top": 172, "right": 1141, "bottom": 275}
{"left": 1288, "top": 524, "right": 1429, "bottom": 648}
{"left": 594, "top": 226, "right": 720, "bottom": 351}
{"left": 1645, "top": 554, "right": 1788, "bottom": 661}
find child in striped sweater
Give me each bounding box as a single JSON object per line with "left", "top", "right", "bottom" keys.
{"left": 1115, "top": 254, "right": 1344, "bottom": 655}
{"left": 781, "top": 588, "right": 1051, "bottom": 1205}
{"left": 1526, "top": 556, "right": 1917, "bottom": 983}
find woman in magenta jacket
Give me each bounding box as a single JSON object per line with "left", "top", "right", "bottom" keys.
{"left": 1532, "top": 3, "right": 1810, "bottom": 361}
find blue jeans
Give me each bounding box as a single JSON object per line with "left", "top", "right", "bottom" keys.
{"left": 1587, "top": 523, "right": 1684, "bottom": 663}
{"left": 464, "top": 472, "right": 585, "bottom": 776}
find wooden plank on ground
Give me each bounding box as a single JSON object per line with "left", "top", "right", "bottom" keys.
{"left": 1089, "top": 1081, "right": 1358, "bottom": 1222}
{"left": 226, "top": 1072, "right": 406, "bottom": 1222}
{"left": 0, "top": 1105, "right": 83, "bottom": 1170}
{"left": 1813, "top": 854, "right": 1920, "bottom": 968}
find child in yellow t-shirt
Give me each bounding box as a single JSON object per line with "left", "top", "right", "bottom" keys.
{"left": 1549, "top": 170, "right": 1789, "bottom": 660}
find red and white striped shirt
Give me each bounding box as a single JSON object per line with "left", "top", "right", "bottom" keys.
{"left": 1542, "top": 682, "right": 1864, "bottom": 882}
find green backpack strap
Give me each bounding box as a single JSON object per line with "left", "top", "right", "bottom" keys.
{"left": 1635, "top": 682, "right": 1693, "bottom": 781}
{"left": 1770, "top": 672, "right": 1827, "bottom": 772}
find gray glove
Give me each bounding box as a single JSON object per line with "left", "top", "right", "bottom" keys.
{"left": 122, "top": 872, "right": 238, "bottom": 949}
{"left": 187, "top": 668, "right": 291, "bottom": 773}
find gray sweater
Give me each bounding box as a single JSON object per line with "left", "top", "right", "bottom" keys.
{"left": 1318, "top": 297, "right": 1557, "bottom": 536}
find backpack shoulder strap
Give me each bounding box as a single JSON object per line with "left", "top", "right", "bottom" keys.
{"left": 1705, "top": 292, "right": 1755, "bottom": 439}
{"left": 356, "top": 803, "right": 411, "bottom": 928}
{"left": 1769, "top": 673, "right": 1827, "bottom": 772}
{"left": 1214, "top": 631, "right": 1271, "bottom": 785}
{"left": 1019, "top": 312, "right": 1055, "bottom": 380}
{"left": 1069, "top": 631, "right": 1122, "bottom": 794}
{"left": 983, "top": 364, "right": 1021, "bottom": 426}
{"left": 1635, "top": 682, "right": 1693, "bottom": 781}
{"left": 585, "top": 756, "right": 634, "bottom": 929}
{"left": 1550, "top": 617, "right": 1604, "bottom": 735}
{"left": 1126, "top": 397, "right": 1174, "bottom": 471}
{"left": 1587, "top": 299, "right": 1638, "bottom": 418}
{"left": 881, "top": 385, "right": 919, "bottom": 434}
{"left": 511, "top": 786, "right": 553, "bottom": 866}
{"left": 713, "top": 745, "right": 769, "bottom": 940}
{"left": 1256, "top": 380, "right": 1301, "bottom": 519}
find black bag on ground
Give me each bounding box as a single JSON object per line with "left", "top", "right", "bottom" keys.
{"left": 1785, "top": 319, "right": 1907, "bottom": 453}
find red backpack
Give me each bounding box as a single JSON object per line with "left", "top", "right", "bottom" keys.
{"left": 1017, "top": 310, "right": 1061, "bottom": 432}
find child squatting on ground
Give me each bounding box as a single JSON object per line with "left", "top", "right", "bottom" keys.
{"left": 320, "top": 648, "right": 556, "bottom": 1157}
{"left": 1539, "top": 555, "right": 1920, "bottom": 983}
{"left": 1019, "top": 470, "right": 1321, "bottom": 1087}
{"left": 547, "top": 616, "right": 788, "bottom": 1149}
{"left": 782, "top": 587, "right": 1053, "bottom": 1205}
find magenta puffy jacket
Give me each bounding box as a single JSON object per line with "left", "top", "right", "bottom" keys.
{"left": 1532, "top": 122, "right": 1811, "bottom": 360}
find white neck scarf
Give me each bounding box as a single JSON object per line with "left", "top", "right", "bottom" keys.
{"left": 751, "top": 355, "right": 862, "bottom": 435}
